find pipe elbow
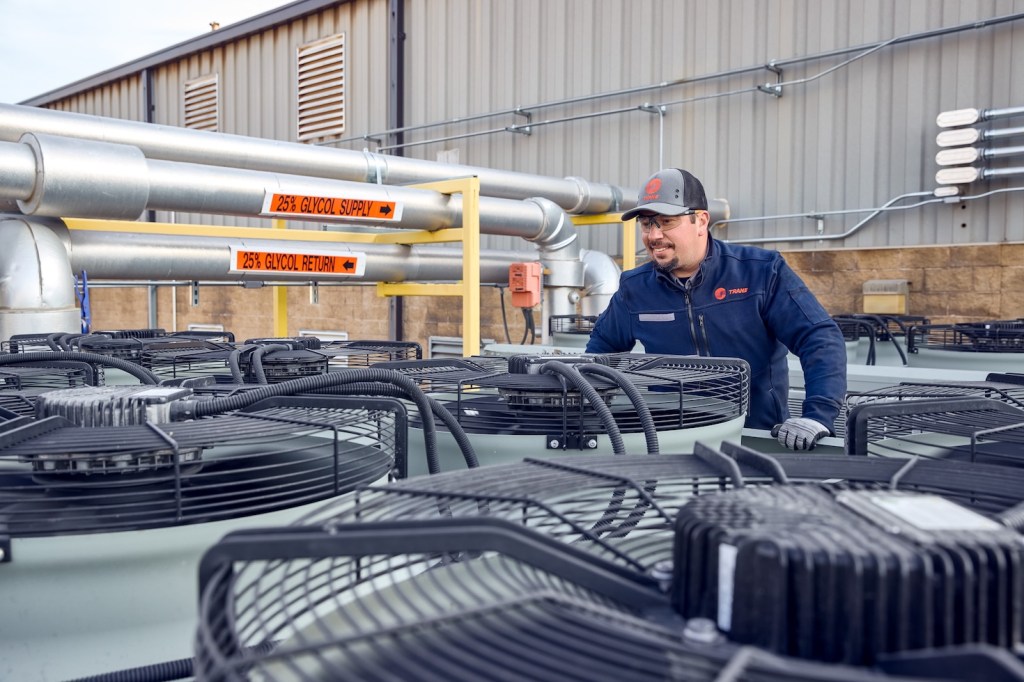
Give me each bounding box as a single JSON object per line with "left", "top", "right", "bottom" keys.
{"left": 0, "top": 216, "right": 79, "bottom": 335}
{"left": 523, "top": 197, "right": 579, "bottom": 258}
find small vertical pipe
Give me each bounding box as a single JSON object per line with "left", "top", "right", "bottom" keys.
{"left": 148, "top": 285, "right": 158, "bottom": 329}
{"left": 388, "top": 0, "right": 407, "bottom": 343}
{"left": 142, "top": 68, "right": 158, "bottom": 225}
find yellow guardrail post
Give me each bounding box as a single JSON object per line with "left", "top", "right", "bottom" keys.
{"left": 374, "top": 176, "right": 481, "bottom": 357}
{"left": 271, "top": 218, "right": 288, "bottom": 337}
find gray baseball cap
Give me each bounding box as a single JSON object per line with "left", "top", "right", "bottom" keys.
{"left": 621, "top": 168, "right": 709, "bottom": 221}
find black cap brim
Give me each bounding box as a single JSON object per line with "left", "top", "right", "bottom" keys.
{"left": 621, "top": 202, "right": 692, "bottom": 222}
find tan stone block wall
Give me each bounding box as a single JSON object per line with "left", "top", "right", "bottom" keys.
{"left": 782, "top": 242, "right": 1024, "bottom": 324}
{"left": 85, "top": 242, "right": 1024, "bottom": 351}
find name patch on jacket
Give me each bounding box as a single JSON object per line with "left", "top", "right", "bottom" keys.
{"left": 638, "top": 313, "right": 675, "bottom": 322}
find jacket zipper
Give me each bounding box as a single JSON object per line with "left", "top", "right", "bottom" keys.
{"left": 684, "top": 286, "right": 703, "bottom": 356}
{"left": 698, "top": 313, "right": 711, "bottom": 355}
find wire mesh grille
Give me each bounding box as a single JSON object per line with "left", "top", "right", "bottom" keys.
{"left": 384, "top": 354, "right": 749, "bottom": 434}
{"left": 0, "top": 397, "right": 404, "bottom": 536}
{"left": 846, "top": 397, "right": 1024, "bottom": 467}
{"left": 194, "top": 451, "right": 1024, "bottom": 682}
{"left": 908, "top": 321, "right": 1024, "bottom": 353}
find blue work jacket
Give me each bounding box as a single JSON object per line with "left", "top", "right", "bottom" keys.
{"left": 586, "top": 237, "right": 847, "bottom": 431}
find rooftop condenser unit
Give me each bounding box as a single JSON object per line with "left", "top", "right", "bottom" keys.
{"left": 17, "top": 330, "right": 424, "bottom": 385}
{"left": 907, "top": 321, "right": 1024, "bottom": 372}
{"left": 0, "top": 376, "right": 411, "bottom": 681}
{"left": 377, "top": 353, "right": 750, "bottom": 476}
{"left": 846, "top": 394, "right": 1024, "bottom": 467}
{"left": 195, "top": 445, "right": 1024, "bottom": 681}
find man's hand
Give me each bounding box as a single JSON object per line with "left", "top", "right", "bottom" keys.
{"left": 775, "top": 417, "right": 830, "bottom": 450}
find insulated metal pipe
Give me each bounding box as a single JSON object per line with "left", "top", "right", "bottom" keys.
{"left": 0, "top": 104, "right": 632, "bottom": 213}
{"left": 60, "top": 227, "right": 518, "bottom": 283}
{"left": 0, "top": 134, "right": 581, "bottom": 261}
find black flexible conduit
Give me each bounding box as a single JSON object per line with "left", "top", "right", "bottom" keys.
{"left": 308, "top": 381, "right": 480, "bottom": 470}
{"left": 854, "top": 313, "right": 909, "bottom": 365}
{"left": 227, "top": 347, "right": 245, "bottom": 383}
{"left": 45, "top": 332, "right": 67, "bottom": 350}
{"left": 173, "top": 369, "right": 446, "bottom": 475}
{"left": 0, "top": 351, "right": 159, "bottom": 384}
{"left": 575, "top": 363, "right": 659, "bottom": 454}
{"left": 63, "top": 656, "right": 193, "bottom": 682}
{"left": 539, "top": 361, "right": 625, "bottom": 454}
{"left": 248, "top": 343, "right": 292, "bottom": 384}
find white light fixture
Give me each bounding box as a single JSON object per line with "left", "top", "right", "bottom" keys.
{"left": 936, "top": 108, "right": 981, "bottom": 128}
{"left": 936, "top": 128, "right": 981, "bottom": 147}
{"left": 935, "top": 147, "right": 981, "bottom": 166}
{"left": 935, "top": 167, "right": 982, "bottom": 185}
{"left": 933, "top": 185, "right": 961, "bottom": 198}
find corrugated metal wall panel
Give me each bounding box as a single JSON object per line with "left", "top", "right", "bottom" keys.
{"left": 32, "top": 0, "right": 1024, "bottom": 255}
{"left": 389, "top": 0, "right": 1024, "bottom": 256}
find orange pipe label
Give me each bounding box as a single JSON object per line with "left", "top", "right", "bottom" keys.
{"left": 230, "top": 247, "right": 365, "bottom": 276}
{"left": 262, "top": 192, "right": 402, "bottom": 221}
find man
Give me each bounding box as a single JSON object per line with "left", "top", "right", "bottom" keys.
{"left": 586, "top": 168, "right": 846, "bottom": 450}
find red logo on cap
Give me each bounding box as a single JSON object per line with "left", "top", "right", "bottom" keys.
{"left": 714, "top": 287, "right": 727, "bottom": 300}
{"left": 644, "top": 178, "right": 662, "bottom": 196}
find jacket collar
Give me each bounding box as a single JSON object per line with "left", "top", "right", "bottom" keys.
{"left": 652, "top": 234, "right": 716, "bottom": 290}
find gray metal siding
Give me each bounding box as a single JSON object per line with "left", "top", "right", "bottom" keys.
{"left": 389, "top": 0, "right": 1024, "bottom": 254}
{"left": 34, "top": 0, "right": 1024, "bottom": 254}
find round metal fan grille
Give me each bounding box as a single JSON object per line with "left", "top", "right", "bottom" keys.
{"left": 0, "top": 396, "right": 404, "bottom": 536}
{"left": 195, "top": 449, "right": 1024, "bottom": 681}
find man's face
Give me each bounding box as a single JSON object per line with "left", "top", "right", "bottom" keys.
{"left": 638, "top": 210, "right": 710, "bottom": 278}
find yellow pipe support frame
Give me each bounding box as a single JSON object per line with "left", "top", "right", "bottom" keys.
{"left": 65, "top": 188, "right": 486, "bottom": 354}
{"left": 373, "top": 176, "right": 481, "bottom": 357}
{"left": 271, "top": 219, "right": 288, "bottom": 337}
{"left": 569, "top": 213, "right": 636, "bottom": 271}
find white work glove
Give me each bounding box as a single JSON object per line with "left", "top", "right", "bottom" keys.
{"left": 775, "top": 417, "right": 830, "bottom": 451}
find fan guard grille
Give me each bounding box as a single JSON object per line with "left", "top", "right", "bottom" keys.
{"left": 0, "top": 396, "right": 405, "bottom": 536}
{"left": 195, "top": 449, "right": 1024, "bottom": 681}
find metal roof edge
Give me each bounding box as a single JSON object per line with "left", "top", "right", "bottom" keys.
{"left": 19, "top": 0, "right": 348, "bottom": 107}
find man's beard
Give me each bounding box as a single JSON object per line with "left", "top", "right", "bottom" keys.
{"left": 652, "top": 255, "right": 679, "bottom": 274}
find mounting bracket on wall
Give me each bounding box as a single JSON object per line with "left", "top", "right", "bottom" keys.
{"left": 191, "top": 281, "right": 200, "bottom": 307}
{"left": 757, "top": 63, "right": 783, "bottom": 97}
{"left": 506, "top": 107, "right": 533, "bottom": 136}
{"left": 639, "top": 103, "right": 666, "bottom": 115}
{"left": 805, "top": 214, "right": 825, "bottom": 240}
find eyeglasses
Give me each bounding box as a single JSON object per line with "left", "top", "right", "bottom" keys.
{"left": 636, "top": 211, "right": 699, "bottom": 233}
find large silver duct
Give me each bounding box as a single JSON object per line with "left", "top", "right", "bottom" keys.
{"left": 6, "top": 215, "right": 619, "bottom": 340}
{"left": 1, "top": 134, "right": 583, "bottom": 262}
{"left": 0, "top": 104, "right": 636, "bottom": 214}
{"left": 0, "top": 115, "right": 631, "bottom": 338}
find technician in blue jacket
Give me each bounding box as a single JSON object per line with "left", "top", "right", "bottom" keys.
{"left": 586, "top": 168, "right": 847, "bottom": 450}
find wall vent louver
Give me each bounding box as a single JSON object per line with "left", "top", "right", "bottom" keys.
{"left": 183, "top": 74, "right": 219, "bottom": 132}
{"left": 297, "top": 34, "right": 346, "bottom": 142}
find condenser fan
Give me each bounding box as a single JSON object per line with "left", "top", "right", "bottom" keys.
{"left": 905, "top": 321, "right": 1024, "bottom": 372}
{"left": 846, "top": 395, "right": 1024, "bottom": 466}
{"left": 378, "top": 353, "right": 750, "bottom": 475}
{"left": 0, "top": 372, "right": 421, "bottom": 681}
{"left": 196, "top": 445, "right": 1024, "bottom": 682}
{"left": 910, "top": 320, "right": 1024, "bottom": 353}
{"left": 0, "top": 385, "right": 406, "bottom": 535}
